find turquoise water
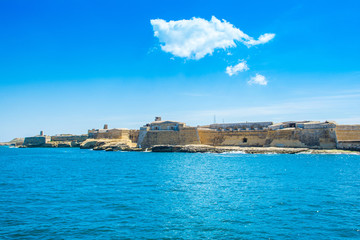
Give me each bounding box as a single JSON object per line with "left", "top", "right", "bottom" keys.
{"left": 0, "top": 147, "right": 359, "bottom": 239}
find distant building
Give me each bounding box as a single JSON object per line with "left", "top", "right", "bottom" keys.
{"left": 148, "top": 120, "right": 186, "bottom": 131}
{"left": 137, "top": 117, "right": 199, "bottom": 148}
{"left": 24, "top": 131, "right": 51, "bottom": 147}
{"left": 87, "top": 124, "right": 139, "bottom": 143}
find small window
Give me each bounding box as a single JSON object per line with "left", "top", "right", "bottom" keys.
{"left": 243, "top": 138, "right": 248, "bottom": 143}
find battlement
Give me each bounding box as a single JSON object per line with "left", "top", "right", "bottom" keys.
{"left": 51, "top": 134, "right": 88, "bottom": 142}
{"left": 269, "top": 121, "right": 336, "bottom": 130}
{"left": 209, "top": 122, "right": 273, "bottom": 131}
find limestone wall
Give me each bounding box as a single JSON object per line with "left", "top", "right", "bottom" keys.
{"left": 136, "top": 123, "right": 341, "bottom": 150}
{"left": 90, "top": 129, "right": 130, "bottom": 140}
{"left": 51, "top": 135, "right": 88, "bottom": 142}
{"left": 266, "top": 128, "right": 337, "bottom": 149}
{"left": 129, "top": 130, "right": 139, "bottom": 143}
{"left": 209, "top": 122, "right": 273, "bottom": 130}
{"left": 198, "top": 128, "right": 337, "bottom": 149}
{"left": 337, "top": 141, "right": 360, "bottom": 151}
{"left": 198, "top": 129, "right": 268, "bottom": 146}
{"left": 335, "top": 125, "right": 360, "bottom": 141}
{"left": 24, "top": 136, "right": 51, "bottom": 146}
{"left": 138, "top": 128, "right": 200, "bottom": 148}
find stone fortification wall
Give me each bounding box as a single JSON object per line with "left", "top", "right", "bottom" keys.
{"left": 335, "top": 125, "right": 360, "bottom": 151}
{"left": 138, "top": 128, "right": 200, "bottom": 148}
{"left": 129, "top": 130, "right": 139, "bottom": 143}
{"left": 149, "top": 121, "right": 185, "bottom": 130}
{"left": 266, "top": 128, "right": 337, "bottom": 149}
{"left": 24, "top": 136, "right": 51, "bottom": 146}
{"left": 89, "top": 129, "right": 130, "bottom": 140}
{"left": 302, "top": 122, "right": 336, "bottom": 129}
{"left": 51, "top": 135, "right": 88, "bottom": 142}
{"left": 335, "top": 125, "right": 360, "bottom": 141}
{"left": 198, "top": 129, "right": 268, "bottom": 146}
{"left": 136, "top": 121, "right": 347, "bottom": 150}
{"left": 209, "top": 122, "right": 273, "bottom": 130}
{"left": 337, "top": 141, "right": 360, "bottom": 151}
{"left": 198, "top": 128, "right": 337, "bottom": 149}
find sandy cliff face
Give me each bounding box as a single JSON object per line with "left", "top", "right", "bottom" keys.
{"left": 0, "top": 138, "right": 24, "bottom": 146}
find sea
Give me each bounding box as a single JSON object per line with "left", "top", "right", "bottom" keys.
{"left": 0, "top": 146, "right": 359, "bottom": 239}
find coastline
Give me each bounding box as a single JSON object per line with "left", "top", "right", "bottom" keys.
{"left": 146, "top": 145, "right": 359, "bottom": 154}
{"left": 3, "top": 144, "right": 358, "bottom": 155}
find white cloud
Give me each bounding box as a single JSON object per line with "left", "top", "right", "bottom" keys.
{"left": 150, "top": 16, "right": 275, "bottom": 60}
{"left": 243, "top": 33, "right": 275, "bottom": 47}
{"left": 226, "top": 60, "right": 249, "bottom": 76}
{"left": 248, "top": 74, "right": 268, "bottom": 85}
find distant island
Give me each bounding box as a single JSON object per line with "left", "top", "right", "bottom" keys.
{"left": 2, "top": 117, "right": 360, "bottom": 154}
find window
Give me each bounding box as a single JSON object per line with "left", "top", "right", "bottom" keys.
{"left": 243, "top": 138, "right": 248, "bottom": 143}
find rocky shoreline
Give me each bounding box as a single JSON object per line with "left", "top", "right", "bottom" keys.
{"left": 8, "top": 140, "right": 358, "bottom": 154}
{"left": 150, "top": 145, "right": 359, "bottom": 154}
{"left": 78, "top": 140, "right": 359, "bottom": 154}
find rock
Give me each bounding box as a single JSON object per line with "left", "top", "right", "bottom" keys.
{"left": 151, "top": 145, "right": 182, "bottom": 152}
{"left": 41, "top": 143, "right": 56, "bottom": 148}
{"left": 80, "top": 139, "right": 135, "bottom": 151}
{"left": 125, "top": 147, "right": 143, "bottom": 152}
{"left": 57, "top": 142, "right": 72, "bottom": 148}
{"left": 93, "top": 146, "right": 103, "bottom": 150}
{"left": 150, "top": 145, "right": 311, "bottom": 154}
{"left": 80, "top": 139, "right": 104, "bottom": 149}
{"left": 71, "top": 141, "right": 81, "bottom": 147}
{"left": 0, "top": 138, "right": 24, "bottom": 146}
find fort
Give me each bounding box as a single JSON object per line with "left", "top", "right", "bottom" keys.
{"left": 17, "top": 117, "right": 360, "bottom": 152}
{"left": 23, "top": 131, "right": 51, "bottom": 147}
{"left": 137, "top": 118, "right": 339, "bottom": 150}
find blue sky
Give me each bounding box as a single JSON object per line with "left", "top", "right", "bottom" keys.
{"left": 0, "top": 0, "right": 359, "bottom": 141}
